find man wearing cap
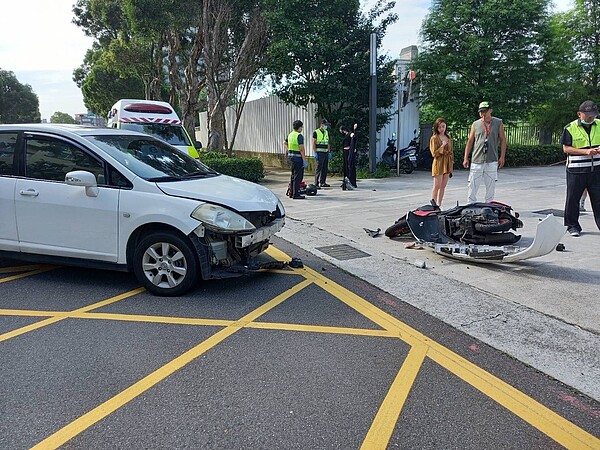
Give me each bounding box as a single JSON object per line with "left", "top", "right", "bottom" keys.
{"left": 559, "top": 100, "right": 600, "bottom": 236}
{"left": 284, "top": 120, "right": 308, "bottom": 199}
{"left": 463, "top": 101, "right": 507, "bottom": 203}
{"left": 313, "top": 119, "right": 331, "bottom": 188}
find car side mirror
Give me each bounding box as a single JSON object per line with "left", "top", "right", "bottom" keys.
{"left": 66, "top": 170, "right": 99, "bottom": 197}
{"left": 194, "top": 141, "right": 203, "bottom": 149}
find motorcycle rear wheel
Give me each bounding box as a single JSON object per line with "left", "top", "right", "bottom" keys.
{"left": 400, "top": 159, "right": 414, "bottom": 174}
{"left": 385, "top": 218, "right": 411, "bottom": 238}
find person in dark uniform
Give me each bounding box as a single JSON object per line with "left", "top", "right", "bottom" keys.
{"left": 340, "top": 125, "right": 352, "bottom": 190}
{"left": 346, "top": 122, "right": 359, "bottom": 189}
{"left": 284, "top": 120, "right": 308, "bottom": 199}
{"left": 313, "top": 119, "right": 331, "bottom": 188}
{"left": 559, "top": 100, "right": 600, "bottom": 236}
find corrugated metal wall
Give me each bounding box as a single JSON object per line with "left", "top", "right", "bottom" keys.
{"left": 197, "top": 44, "right": 420, "bottom": 161}
{"left": 197, "top": 96, "right": 319, "bottom": 156}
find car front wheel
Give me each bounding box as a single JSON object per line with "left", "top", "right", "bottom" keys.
{"left": 133, "top": 232, "right": 199, "bottom": 296}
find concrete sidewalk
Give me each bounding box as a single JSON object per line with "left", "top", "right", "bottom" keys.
{"left": 261, "top": 165, "right": 600, "bottom": 401}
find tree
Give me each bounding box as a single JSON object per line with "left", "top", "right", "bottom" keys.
{"left": 263, "top": 0, "right": 398, "bottom": 151}
{"left": 414, "top": 0, "right": 553, "bottom": 124}
{"left": 0, "top": 69, "right": 41, "bottom": 123}
{"left": 50, "top": 112, "right": 78, "bottom": 124}
{"left": 203, "top": 0, "right": 268, "bottom": 152}
{"left": 532, "top": 0, "right": 600, "bottom": 134}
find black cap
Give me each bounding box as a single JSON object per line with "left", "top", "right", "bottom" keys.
{"left": 578, "top": 100, "right": 598, "bottom": 115}
{"left": 321, "top": 119, "right": 330, "bottom": 125}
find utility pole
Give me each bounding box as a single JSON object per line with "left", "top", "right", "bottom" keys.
{"left": 369, "top": 32, "right": 377, "bottom": 173}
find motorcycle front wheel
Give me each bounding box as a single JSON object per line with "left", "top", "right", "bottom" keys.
{"left": 385, "top": 218, "right": 411, "bottom": 238}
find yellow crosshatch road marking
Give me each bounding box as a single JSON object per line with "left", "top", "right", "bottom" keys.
{"left": 0, "top": 288, "right": 145, "bottom": 343}
{"left": 0, "top": 264, "right": 57, "bottom": 283}
{"left": 0, "top": 248, "right": 598, "bottom": 449}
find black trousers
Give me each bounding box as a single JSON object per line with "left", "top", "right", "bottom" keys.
{"left": 314, "top": 152, "right": 329, "bottom": 185}
{"left": 288, "top": 156, "right": 304, "bottom": 197}
{"left": 344, "top": 149, "right": 357, "bottom": 187}
{"left": 564, "top": 169, "right": 600, "bottom": 231}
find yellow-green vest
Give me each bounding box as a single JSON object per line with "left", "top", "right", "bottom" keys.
{"left": 287, "top": 130, "right": 301, "bottom": 154}
{"left": 565, "top": 119, "right": 600, "bottom": 171}
{"left": 315, "top": 128, "right": 329, "bottom": 151}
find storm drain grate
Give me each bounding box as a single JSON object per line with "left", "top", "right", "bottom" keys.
{"left": 533, "top": 208, "right": 564, "bottom": 217}
{"left": 316, "top": 244, "right": 371, "bottom": 261}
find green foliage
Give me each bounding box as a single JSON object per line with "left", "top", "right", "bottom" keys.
{"left": 50, "top": 112, "right": 77, "bottom": 124}
{"left": 414, "top": 0, "right": 553, "bottom": 124}
{"left": 0, "top": 70, "right": 41, "bottom": 123}
{"left": 502, "top": 144, "right": 564, "bottom": 167}
{"left": 198, "top": 153, "right": 265, "bottom": 183}
{"left": 530, "top": 2, "right": 600, "bottom": 133}
{"left": 263, "top": 0, "right": 398, "bottom": 150}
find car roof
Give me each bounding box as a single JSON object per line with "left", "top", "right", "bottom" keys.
{"left": 0, "top": 123, "right": 148, "bottom": 138}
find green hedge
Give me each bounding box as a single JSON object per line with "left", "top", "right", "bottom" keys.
{"left": 199, "top": 152, "right": 265, "bottom": 183}
{"left": 452, "top": 144, "right": 564, "bottom": 168}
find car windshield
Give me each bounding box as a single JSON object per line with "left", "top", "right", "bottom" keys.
{"left": 87, "top": 135, "right": 216, "bottom": 181}
{"left": 119, "top": 123, "right": 192, "bottom": 147}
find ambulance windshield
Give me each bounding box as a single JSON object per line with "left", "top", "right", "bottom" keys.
{"left": 120, "top": 123, "right": 193, "bottom": 147}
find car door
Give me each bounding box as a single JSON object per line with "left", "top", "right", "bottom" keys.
{"left": 14, "top": 133, "right": 119, "bottom": 262}
{"left": 0, "top": 132, "right": 19, "bottom": 251}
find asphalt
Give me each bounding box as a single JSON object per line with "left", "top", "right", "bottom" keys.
{"left": 261, "top": 165, "right": 600, "bottom": 402}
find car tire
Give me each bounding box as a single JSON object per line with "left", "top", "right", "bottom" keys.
{"left": 133, "top": 232, "right": 199, "bottom": 296}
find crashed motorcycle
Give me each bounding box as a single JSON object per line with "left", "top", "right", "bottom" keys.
{"left": 385, "top": 200, "right": 523, "bottom": 245}
{"left": 385, "top": 200, "right": 566, "bottom": 263}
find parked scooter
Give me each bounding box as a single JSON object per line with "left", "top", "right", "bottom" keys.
{"left": 381, "top": 132, "right": 418, "bottom": 174}
{"left": 385, "top": 199, "right": 523, "bottom": 245}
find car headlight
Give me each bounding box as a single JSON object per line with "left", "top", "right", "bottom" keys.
{"left": 191, "top": 204, "right": 256, "bottom": 232}
{"left": 277, "top": 197, "right": 286, "bottom": 217}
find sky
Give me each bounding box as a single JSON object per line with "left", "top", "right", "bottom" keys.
{"left": 0, "top": 0, "right": 572, "bottom": 122}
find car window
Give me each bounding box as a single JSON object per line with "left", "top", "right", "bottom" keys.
{"left": 119, "top": 123, "right": 192, "bottom": 147}
{"left": 87, "top": 135, "right": 216, "bottom": 181}
{"left": 0, "top": 133, "right": 18, "bottom": 176}
{"left": 25, "top": 137, "right": 105, "bottom": 183}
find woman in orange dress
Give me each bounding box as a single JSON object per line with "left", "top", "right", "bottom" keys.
{"left": 429, "top": 117, "right": 454, "bottom": 207}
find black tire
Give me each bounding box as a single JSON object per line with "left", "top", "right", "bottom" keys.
{"left": 474, "top": 219, "right": 513, "bottom": 233}
{"left": 133, "top": 232, "right": 199, "bottom": 296}
{"left": 385, "top": 218, "right": 411, "bottom": 238}
{"left": 400, "top": 159, "right": 414, "bottom": 174}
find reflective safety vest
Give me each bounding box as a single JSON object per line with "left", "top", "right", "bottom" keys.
{"left": 287, "top": 130, "right": 301, "bottom": 155}
{"left": 315, "top": 128, "right": 329, "bottom": 151}
{"left": 566, "top": 119, "right": 600, "bottom": 172}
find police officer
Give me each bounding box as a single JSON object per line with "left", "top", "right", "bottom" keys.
{"left": 313, "top": 119, "right": 331, "bottom": 188}
{"left": 560, "top": 100, "right": 600, "bottom": 236}
{"left": 284, "top": 120, "right": 308, "bottom": 199}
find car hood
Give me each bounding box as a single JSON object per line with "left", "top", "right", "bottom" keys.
{"left": 156, "top": 174, "right": 280, "bottom": 212}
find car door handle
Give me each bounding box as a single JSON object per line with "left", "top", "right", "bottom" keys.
{"left": 19, "top": 189, "right": 39, "bottom": 197}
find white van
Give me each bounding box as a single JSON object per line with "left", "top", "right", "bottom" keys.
{"left": 107, "top": 99, "right": 201, "bottom": 158}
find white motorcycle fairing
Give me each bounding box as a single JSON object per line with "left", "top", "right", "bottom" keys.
{"left": 421, "top": 215, "right": 565, "bottom": 263}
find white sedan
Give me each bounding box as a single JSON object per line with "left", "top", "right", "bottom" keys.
{"left": 0, "top": 124, "right": 285, "bottom": 296}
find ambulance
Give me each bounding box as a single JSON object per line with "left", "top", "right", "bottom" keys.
{"left": 107, "top": 99, "right": 200, "bottom": 158}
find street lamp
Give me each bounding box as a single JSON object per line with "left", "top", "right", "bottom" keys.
{"left": 369, "top": 32, "right": 377, "bottom": 173}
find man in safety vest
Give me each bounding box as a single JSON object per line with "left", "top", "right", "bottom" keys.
{"left": 313, "top": 119, "right": 332, "bottom": 188}
{"left": 284, "top": 120, "right": 308, "bottom": 199}
{"left": 559, "top": 100, "right": 600, "bottom": 236}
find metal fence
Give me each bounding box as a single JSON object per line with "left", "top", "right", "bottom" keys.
{"left": 445, "top": 123, "right": 562, "bottom": 149}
